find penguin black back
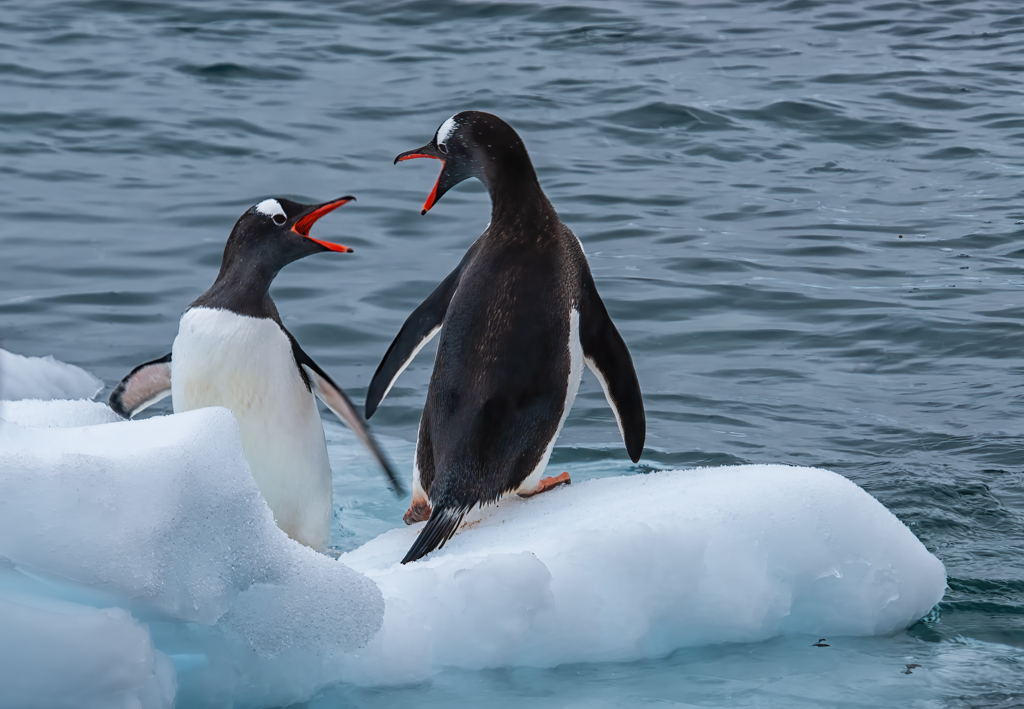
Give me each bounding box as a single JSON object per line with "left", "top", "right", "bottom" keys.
{"left": 371, "top": 112, "right": 645, "bottom": 564}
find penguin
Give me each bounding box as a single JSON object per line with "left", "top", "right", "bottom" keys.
{"left": 109, "top": 196, "right": 403, "bottom": 551}
{"left": 366, "top": 111, "right": 645, "bottom": 564}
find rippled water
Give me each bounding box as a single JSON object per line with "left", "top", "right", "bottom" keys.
{"left": 2, "top": 0, "right": 1023, "bottom": 706}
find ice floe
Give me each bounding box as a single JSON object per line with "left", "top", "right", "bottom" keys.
{"left": 0, "top": 590, "right": 175, "bottom": 709}
{"left": 0, "top": 369, "right": 946, "bottom": 707}
{"left": 0, "top": 348, "right": 102, "bottom": 401}
{"left": 340, "top": 463, "right": 947, "bottom": 681}
{"left": 0, "top": 400, "right": 383, "bottom": 709}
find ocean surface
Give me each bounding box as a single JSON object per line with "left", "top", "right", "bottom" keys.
{"left": 2, "top": 0, "right": 1023, "bottom": 706}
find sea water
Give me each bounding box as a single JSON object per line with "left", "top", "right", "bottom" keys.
{"left": 1, "top": 0, "right": 1022, "bottom": 706}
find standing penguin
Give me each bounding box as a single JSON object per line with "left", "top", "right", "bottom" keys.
{"left": 366, "top": 111, "right": 645, "bottom": 564}
{"left": 110, "top": 196, "right": 402, "bottom": 551}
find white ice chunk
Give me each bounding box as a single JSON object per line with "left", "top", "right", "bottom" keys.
{"left": 0, "top": 591, "right": 175, "bottom": 709}
{"left": 341, "top": 465, "right": 946, "bottom": 680}
{"left": 0, "top": 405, "right": 384, "bottom": 708}
{"left": 0, "top": 398, "right": 121, "bottom": 428}
{"left": 0, "top": 393, "right": 945, "bottom": 705}
{"left": 0, "top": 348, "right": 102, "bottom": 401}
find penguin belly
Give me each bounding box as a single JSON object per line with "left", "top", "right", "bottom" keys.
{"left": 171, "top": 307, "right": 332, "bottom": 550}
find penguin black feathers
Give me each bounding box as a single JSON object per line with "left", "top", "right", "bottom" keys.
{"left": 367, "top": 112, "right": 644, "bottom": 563}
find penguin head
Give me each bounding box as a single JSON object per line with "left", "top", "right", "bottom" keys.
{"left": 221, "top": 196, "right": 354, "bottom": 276}
{"left": 395, "top": 111, "right": 536, "bottom": 215}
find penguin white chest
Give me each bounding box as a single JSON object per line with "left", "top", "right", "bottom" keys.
{"left": 171, "top": 307, "right": 332, "bottom": 550}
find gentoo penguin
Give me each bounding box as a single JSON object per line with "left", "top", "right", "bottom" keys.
{"left": 366, "top": 111, "right": 645, "bottom": 563}
{"left": 109, "top": 196, "right": 403, "bottom": 551}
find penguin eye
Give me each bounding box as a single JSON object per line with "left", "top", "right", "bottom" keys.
{"left": 272, "top": 214, "right": 286, "bottom": 225}
{"left": 437, "top": 142, "right": 448, "bottom": 155}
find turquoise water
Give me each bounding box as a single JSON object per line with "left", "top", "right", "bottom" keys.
{"left": 2, "top": 0, "right": 1023, "bottom": 705}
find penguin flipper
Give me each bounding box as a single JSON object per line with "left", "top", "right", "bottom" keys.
{"left": 287, "top": 334, "right": 406, "bottom": 496}
{"left": 580, "top": 272, "right": 646, "bottom": 463}
{"left": 108, "top": 353, "right": 172, "bottom": 418}
{"left": 400, "top": 506, "right": 467, "bottom": 564}
{"left": 366, "top": 249, "right": 476, "bottom": 419}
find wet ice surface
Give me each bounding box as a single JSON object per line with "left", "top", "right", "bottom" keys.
{"left": 321, "top": 634, "right": 1024, "bottom": 709}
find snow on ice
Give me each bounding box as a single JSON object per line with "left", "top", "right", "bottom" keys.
{"left": 0, "top": 348, "right": 102, "bottom": 401}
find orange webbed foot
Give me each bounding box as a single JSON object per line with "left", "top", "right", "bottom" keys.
{"left": 519, "top": 471, "right": 571, "bottom": 498}
{"left": 403, "top": 498, "right": 432, "bottom": 525}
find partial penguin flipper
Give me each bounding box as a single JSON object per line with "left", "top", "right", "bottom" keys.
{"left": 287, "top": 334, "right": 406, "bottom": 497}
{"left": 108, "top": 353, "right": 172, "bottom": 419}
{"left": 366, "top": 246, "right": 478, "bottom": 419}
{"left": 580, "top": 272, "right": 646, "bottom": 462}
{"left": 401, "top": 506, "right": 467, "bottom": 564}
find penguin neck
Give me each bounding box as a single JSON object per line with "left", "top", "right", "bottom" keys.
{"left": 484, "top": 166, "right": 556, "bottom": 239}
{"left": 193, "top": 257, "right": 282, "bottom": 321}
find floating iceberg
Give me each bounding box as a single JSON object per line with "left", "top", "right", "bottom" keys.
{"left": 0, "top": 348, "right": 103, "bottom": 401}
{"left": 0, "top": 400, "right": 383, "bottom": 709}
{"left": 0, "top": 590, "right": 175, "bottom": 709}
{"left": 0, "top": 392, "right": 946, "bottom": 708}
{"left": 341, "top": 463, "right": 947, "bottom": 681}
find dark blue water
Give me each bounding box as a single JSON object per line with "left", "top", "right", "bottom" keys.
{"left": 2, "top": 0, "right": 1023, "bottom": 706}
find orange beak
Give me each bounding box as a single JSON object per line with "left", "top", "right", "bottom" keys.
{"left": 395, "top": 152, "right": 445, "bottom": 215}
{"left": 291, "top": 196, "right": 355, "bottom": 252}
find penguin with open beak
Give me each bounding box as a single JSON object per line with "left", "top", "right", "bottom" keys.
{"left": 368, "top": 112, "right": 645, "bottom": 563}
{"left": 110, "top": 196, "right": 403, "bottom": 551}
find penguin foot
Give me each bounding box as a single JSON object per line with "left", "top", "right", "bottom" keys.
{"left": 403, "top": 499, "right": 432, "bottom": 525}
{"left": 520, "top": 471, "right": 571, "bottom": 497}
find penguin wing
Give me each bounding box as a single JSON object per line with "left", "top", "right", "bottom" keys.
{"left": 108, "top": 353, "right": 172, "bottom": 418}
{"left": 579, "top": 271, "right": 646, "bottom": 462}
{"left": 365, "top": 253, "right": 472, "bottom": 419}
{"left": 287, "top": 333, "right": 406, "bottom": 496}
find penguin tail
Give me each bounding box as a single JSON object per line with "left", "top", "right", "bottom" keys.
{"left": 400, "top": 506, "right": 466, "bottom": 564}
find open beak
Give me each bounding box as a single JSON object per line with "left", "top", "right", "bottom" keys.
{"left": 395, "top": 145, "right": 446, "bottom": 215}
{"left": 291, "top": 196, "right": 355, "bottom": 252}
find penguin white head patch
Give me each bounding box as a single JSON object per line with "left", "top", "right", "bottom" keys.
{"left": 254, "top": 199, "right": 287, "bottom": 225}
{"left": 436, "top": 116, "right": 460, "bottom": 152}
